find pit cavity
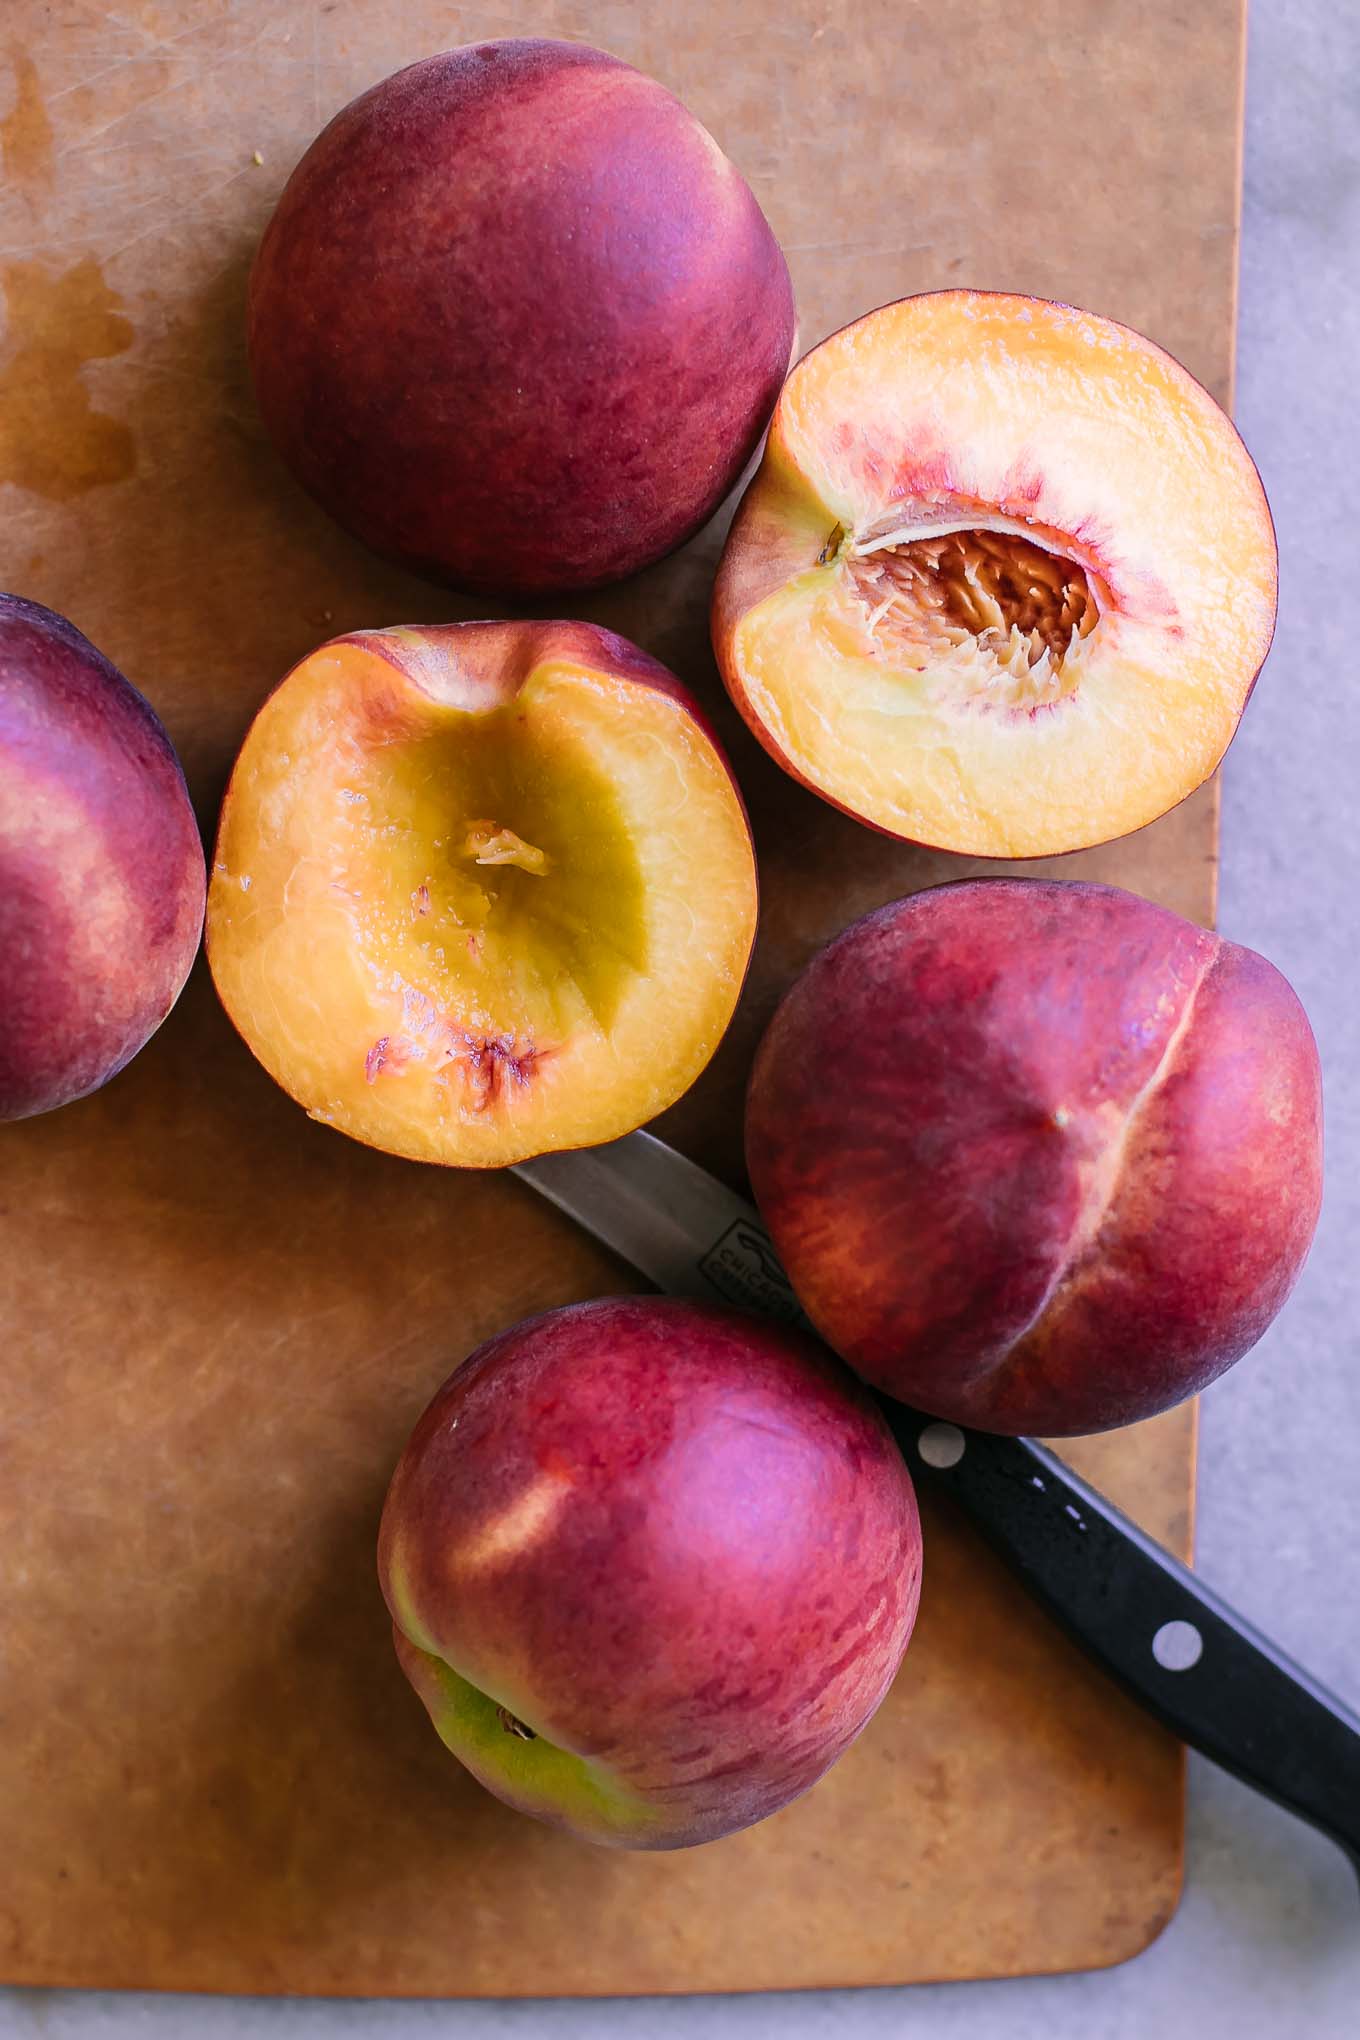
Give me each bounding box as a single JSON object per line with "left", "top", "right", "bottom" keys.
{"left": 837, "top": 521, "right": 1104, "bottom": 709}
{"left": 342, "top": 698, "right": 650, "bottom": 1042}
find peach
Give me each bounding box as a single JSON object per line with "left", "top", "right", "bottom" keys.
{"left": 247, "top": 40, "right": 796, "bottom": 594}
{"left": 746, "top": 880, "right": 1322, "bottom": 1436}
{"left": 0, "top": 594, "right": 205, "bottom": 1120}
{"left": 206, "top": 620, "right": 757, "bottom": 1167}
{"left": 713, "top": 291, "right": 1277, "bottom": 857}
{"left": 378, "top": 1296, "right": 922, "bottom": 1849}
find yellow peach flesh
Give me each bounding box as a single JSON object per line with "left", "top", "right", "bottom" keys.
{"left": 715, "top": 292, "right": 1278, "bottom": 857}
{"left": 207, "top": 631, "right": 757, "bottom": 1166}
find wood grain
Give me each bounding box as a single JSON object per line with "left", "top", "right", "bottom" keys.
{"left": 0, "top": 0, "right": 1245, "bottom": 1996}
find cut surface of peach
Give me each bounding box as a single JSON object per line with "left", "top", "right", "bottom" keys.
{"left": 712, "top": 291, "right": 1278, "bottom": 857}
{"left": 207, "top": 622, "right": 757, "bottom": 1167}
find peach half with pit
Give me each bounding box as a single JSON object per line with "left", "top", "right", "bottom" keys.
{"left": 713, "top": 291, "right": 1277, "bottom": 857}
{"left": 206, "top": 621, "right": 757, "bottom": 1167}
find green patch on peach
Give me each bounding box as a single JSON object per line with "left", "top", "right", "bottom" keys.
{"left": 396, "top": 1635, "right": 665, "bottom": 1847}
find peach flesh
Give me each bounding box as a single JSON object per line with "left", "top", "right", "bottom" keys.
{"left": 206, "top": 621, "right": 758, "bottom": 1167}
{"left": 247, "top": 39, "right": 797, "bottom": 595}
{"left": 713, "top": 291, "right": 1278, "bottom": 857}
{"left": 746, "top": 880, "right": 1322, "bottom": 1436}
{"left": 0, "top": 594, "right": 205, "bottom": 1120}
{"left": 378, "top": 1296, "right": 923, "bottom": 1849}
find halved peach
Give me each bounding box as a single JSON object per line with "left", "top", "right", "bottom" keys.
{"left": 713, "top": 291, "right": 1277, "bottom": 857}
{"left": 206, "top": 622, "right": 757, "bottom": 1166}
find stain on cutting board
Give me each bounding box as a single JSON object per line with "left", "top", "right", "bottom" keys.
{"left": 2, "top": 46, "right": 53, "bottom": 186}
{"left": 0, "top": 256, "right": 136, "bottom": 497}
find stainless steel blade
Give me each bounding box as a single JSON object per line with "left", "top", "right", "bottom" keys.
{"left": 511, "top": 1130, "right": 813, "bottom": 1330}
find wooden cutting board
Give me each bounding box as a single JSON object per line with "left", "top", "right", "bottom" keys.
{"left": 0, "top": 0, "right": 1246, "bottom": 1997}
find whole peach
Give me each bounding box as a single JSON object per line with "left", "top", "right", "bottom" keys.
{"left": 0, "top": 595, "right": 205, "bottom": 1120}
{"left": 379, "top": 1297, "right": 922, "bottom": 1848}
{"left": 746, "top": 880, "right": 1322, "bottom": 1435}
{"left": 247, "top": 40, "right": 796, "bottom": 594}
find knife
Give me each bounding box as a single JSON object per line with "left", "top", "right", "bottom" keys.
{"left": 514, "top": 1128, "right": 1360, "bottom": 1885}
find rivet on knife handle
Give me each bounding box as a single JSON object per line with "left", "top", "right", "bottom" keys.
{"left": 892, "top": 1412, "right": 1360, "bottom": 1885}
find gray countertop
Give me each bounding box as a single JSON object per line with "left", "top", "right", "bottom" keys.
{"left": 5, "top": 2, "right": 1357, "bottom": 2032}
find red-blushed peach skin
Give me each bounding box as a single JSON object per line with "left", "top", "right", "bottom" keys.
{"left": 205, "top": 619, "right": 758, "bottom": 1168}
{"left": 378, "top": 1297, "right": 923, "bottom": 1849}
{"left": 712, "top": 290, "right": 1278, "bottom": 858}
{"left": 746, "top": 880, "right": 1322, "bottom": 1436}
{"left": 247, "top": 39, "right": 796, "bottom": 595}
{"left": 0, "top": 594, "right": 205, "bottom": 1120}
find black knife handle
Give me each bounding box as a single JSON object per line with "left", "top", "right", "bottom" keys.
{"left": 880, "top": 1404, "right": 1360, "bottom": 1881}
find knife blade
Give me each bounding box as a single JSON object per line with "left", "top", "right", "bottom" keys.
{"left": 514, "top": 1129, "right": 1360, "bottom": 1884}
